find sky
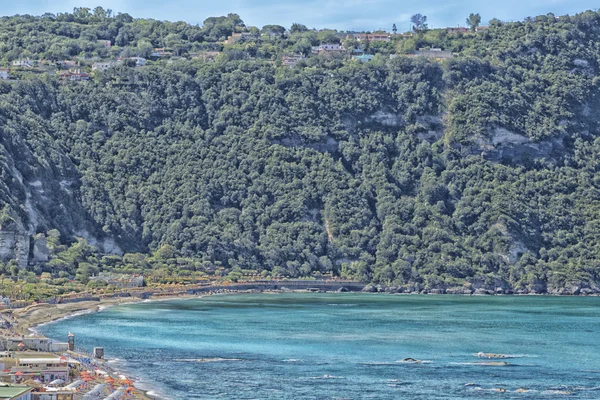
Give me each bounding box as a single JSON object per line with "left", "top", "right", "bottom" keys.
{"left": 5, "top": 0, "right": 600, "bottom": 31}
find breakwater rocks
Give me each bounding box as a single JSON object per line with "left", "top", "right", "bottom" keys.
{"left": 361, "top": 283, "right": 600, "bottom": 296}
{"left": 185, "top": 280, "right": 367, "bottom": 295}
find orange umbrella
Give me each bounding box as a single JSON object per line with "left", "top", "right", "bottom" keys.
{"left": 15, "top": 371, "right": 23, "bottom": 376}
{"left": 121, "top": 379, "right": 134, "bottom": 385}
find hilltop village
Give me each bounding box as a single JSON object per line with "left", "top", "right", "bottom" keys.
{"left": 0, "top": 8, "right": 491, "bottom": 81}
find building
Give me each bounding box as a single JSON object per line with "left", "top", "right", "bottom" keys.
{"left": 151, "top": 48, "right": 172, "bottom": 58}
{"left": 353, "top": 54, "right": 374, "bottom": 63}
{"left": 446, "top": 27, "right": 470, "bottom": 34}
{"left": 97, "top": 40, "right": 111, "bottom": 48}
{"left": 312, "top": 44, "right": 345, "bottom": 54}
{"left": 89, "top": 273, "right": 144, "bottom": 288}
{"left": 57, "top": 60, "right": 76, "bottom": 69}
{"left": 224, "top": 32, "right": 258, "bottom": 45}
{"left": 0, "top": 69, "right": 9, "bottom": 80}
{"left": 476, "top": 26, "right": 490, "bottom": 32}
{"left": 32, "top": 392, "right": 74, "bottom": 400}
{"left": 11, "top": 60, "right": 33, "bottom": 68}
{"left": 0, "top": 386, "right": 32, "bottom": 400}
{"left": 58, "top": 70, "right": 90, "bottom": 82}
{"left": 282, "top": 54, "right": 305, "bottom": 67}
{"left": 415, "top": 47, "right": 453, "bottom": 60}
{"left": 351, "top": 33, "right": 391, "bottom": 42}
{"left": 4, "top": 353, "right": 70, "bottom": 384}
{"left": 1, "top": 338, "right": 68, "bottom": 352}
{"left": 91, "top": 62, "right": 115, "bottom": 72}
{"left": 128, "top": 57, "right": 146, "bottom": 67}
{"left": 191, "top": 51, "right": 221, "bottom": 62}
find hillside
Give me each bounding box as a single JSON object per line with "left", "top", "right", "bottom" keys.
{"left": 2, "top": 9, "right": 600, "bottom": 296}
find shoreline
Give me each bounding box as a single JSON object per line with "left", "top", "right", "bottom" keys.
{"left": 7, "top": 288, "right": 600, "bottom": 399}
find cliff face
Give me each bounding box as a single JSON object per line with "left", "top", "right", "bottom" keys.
{"left": 0, "top": 90, "right": 122, "bottom": 266}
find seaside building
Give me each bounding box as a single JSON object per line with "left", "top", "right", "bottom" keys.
{"left": 1, "top": 353, "right": 70, "bottom": 384}
{"left": 0, "top": 386, "right": 32, "bottom": 400}
{"left": 1, "top": 338, "right": 68, "bottom": 352}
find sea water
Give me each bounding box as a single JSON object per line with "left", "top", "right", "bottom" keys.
{"left": 42, "top": 294, "right": 600, "bottom": 399}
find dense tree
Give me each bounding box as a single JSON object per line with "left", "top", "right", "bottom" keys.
{"left": 466, "top": 13, "right": 482, "bottom": 32}
{"left": 411, "top": 14, "right": 428, "bottom": 32}
{"left": 1, "top": 9, "right": 600, "bottom": 294}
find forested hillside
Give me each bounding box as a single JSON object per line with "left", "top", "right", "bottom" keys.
{"left": 2, "top": 9, "right": 600, "bottom": 295}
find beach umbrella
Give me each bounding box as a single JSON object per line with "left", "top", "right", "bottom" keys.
{"left": 17, "top": 343, "right": 25, "bottom": 349}
{"left": 15, "top": 371, "right": 23, "bottom": 376}
{"left": 121, "top": 379, "right": 133, "bottom": 385}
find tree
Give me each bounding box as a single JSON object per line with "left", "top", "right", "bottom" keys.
{"left": 261, "top": 25, "right": 286, "bottom": 37}
{"left": 392, "top": 24, "right": 397, "bottom": 35}
{"left": 466, "top": 13, "right": 482, "bottom": 32}
{"left": 411, "top": 14, "right": 428, "bottom": 32}
{"left": 290, "top": 23, "right": 308, "bottom": 34}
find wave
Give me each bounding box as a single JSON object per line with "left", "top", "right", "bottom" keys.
{"left": 396, "top": 359, "right": 432, "bottom": 364}
{"left": 282, "top": 359, "right": 301, "bottom": 363}
{"left": 450, "top": 362, "right": 512, "bottom": 366}
{"left": 310, "top": 375, "right": 345, "bottom": 380}
{"left": 474, "top": 352, "right": 538, "bottom": 359}
{"left": 173, "top": 358, "right": 243, "bottom": 363}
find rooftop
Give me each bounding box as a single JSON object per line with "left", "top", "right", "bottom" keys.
{"left": 0, "top": 386, "right": 32, "bottom": 399}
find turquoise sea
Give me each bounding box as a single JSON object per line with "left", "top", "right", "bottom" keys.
{"left": 42, "top": 294, "right": 600, "bottom": 399}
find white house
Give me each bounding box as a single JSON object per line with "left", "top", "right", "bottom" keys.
{"left": 312, "top": 44, "right": 345, "bottom": 54}
{"left": 12, "top": 60, "right": 33, "bottom": 68}
{"left": 0, "top": 70, "right": 9, "bottom": 80}
{"left": 91, "top": 62, "right": 115, "bottom": 72}
{"left": 129, "top": 57, "right": 146, "bottom": 67}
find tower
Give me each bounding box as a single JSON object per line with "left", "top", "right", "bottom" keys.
{"left": 67, "top": 332, "right": 75, "bottom": 351}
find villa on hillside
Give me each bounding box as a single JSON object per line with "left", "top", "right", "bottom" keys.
{"left": 446, "top": 27, "right": 470, "bottom": 34}
{"left": 192, "top": 51, "right": 221, "bottom": 62}
{"left": 351, "top": 33, "right": 391, "bottom": 42}
{"left": 151, "top": 48, "right": 172, "bottom": 58}
{"left": 312, "top": 44, "right": 345, "bottom": 54}
{"left": 97, "top": 39, "right": 111, "bottom": 47}
{"left": 224, "top": 32, "right": 258, "bottom": 45}
{"left": 353, "top": 54, "right": 374, "bottom": 63}
{"left": 11, "top": 60, "right": 33, "bottom": 68}
{"left": 282, "top": 54, "right": 305, "bottom": 67}
{"left": 0, "top": 69, "right": 9, "bottom": 80}
{"left": 58, "top": 69, "right": 90, "bottom": 82}
{"left": 415, "top": 47, "right": 454, "bottom": 60}
{"left": 128, "top": 57, "right": 146, "bottom": 67}
{"left": 91, "top": 61, "right": 115, "bottom": 72}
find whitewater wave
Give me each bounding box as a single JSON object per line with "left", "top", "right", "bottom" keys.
{"left": 282, "top": 359, "right": 301, "bottom": 363}
{"left": 173, "top": 358, "right": 243, "bottom": 363}
{"left": 310, "top": 375, "right": 345, "bottom": 380}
